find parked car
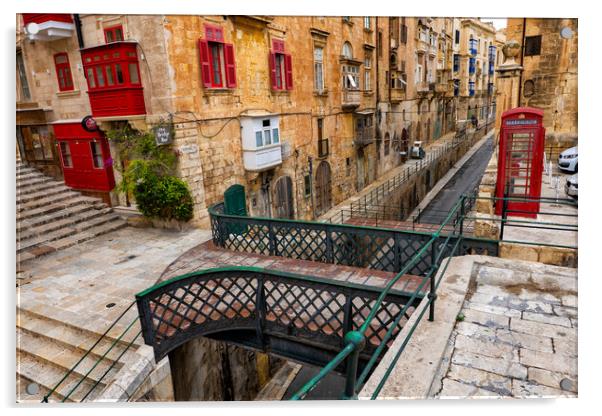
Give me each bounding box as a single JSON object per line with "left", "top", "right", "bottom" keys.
{"left": 565, "top": 173, "right": 578, "bottom": 199}
{"left": 558, "top": 146, "right": 578, "bottom": 173}
{"left": 410, "top": 141, "right": 426, "bottom": 159}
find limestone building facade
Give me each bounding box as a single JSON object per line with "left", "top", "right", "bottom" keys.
{"left": 496, "top": 18, "right": 577, "bottom": 146}
{"left": 16, "top": 15, "right": 497, "bottom": 224}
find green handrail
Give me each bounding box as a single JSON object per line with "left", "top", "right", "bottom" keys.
{"left": 289, "top": 195, "right": 467, "bottom": 399}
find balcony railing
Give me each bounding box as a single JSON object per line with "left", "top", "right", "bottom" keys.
{"left": 318, "top": 138, "right": 329, "bottom": 158}
{"left": 354, "top": 126, "right": 374, "bottom": 147}
{"left": 416, "top": 82, "right": 431, "bottom": 93}
{"left": 390, "top": 88, "right": 405, "bottom": 102}
{"left": 342, "top": 89, "right": 361, "bottom": 108}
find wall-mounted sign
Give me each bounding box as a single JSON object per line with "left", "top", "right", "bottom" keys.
{"left": 154, "top": 125, "right": 173, "bottom": 146}
{"left": 81, "top": 115, "right": 98, "bottom": 132}
{"left": 505, "top": 119, "right": 538, "bottom": 126}
{"left": 178, "top": 144, "right": 198, "bottom": 154}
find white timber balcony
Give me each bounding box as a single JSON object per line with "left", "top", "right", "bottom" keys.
{"left": 240, "top": 114, "right": 282, "bottom": 172}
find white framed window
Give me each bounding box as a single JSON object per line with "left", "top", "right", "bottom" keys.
{"left": 314, "top": 47, "right": 324, "bottom": 92}
{"left": 415, "top": 64, "right": 422, "bottom": 84}
{"left": 255, "top": 119, "right": 280, "bottom": 148}
{"left": 343, "top": 64, "right": 359, "bottom": 90}
{"left": 342, "top": 42, "right": 353, "bottom": 59}
{"left": 364, "top": 17, "right": 371, "bottom": 30}
{"left": 364, "top": 69, "right": 371, "bottom": 91}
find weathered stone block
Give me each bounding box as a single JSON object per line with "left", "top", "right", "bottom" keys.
{"left": 519, "top": 348, "right": 577, "bottom": 376}
{"left": 447, "top": 364, "right": 512, "bottom": 396}
{"left": 499, "top": 243, "right": 539, "bottom": 263}
{"left": 537, "top": 246, "right": 577, "bottom": 268}
{"left": 527, "top": 367, "right": 577, "bottom": 393}
{"left": 452, "top": 350, "right": 527, "bottom": 379}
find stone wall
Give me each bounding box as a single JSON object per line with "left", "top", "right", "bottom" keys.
{"left": 167, "top": 337, "right": 282, "bottom": 401}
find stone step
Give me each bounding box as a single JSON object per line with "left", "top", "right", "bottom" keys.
{"left": 17, "top": 204, "right": 106, "bottom": 233}
{"left": 17, "top": 373, "right": 51, "bottom": 403}
{"left": 17, "top": 184, "right": 72, "bottom": 205}
{"left": 17, "top": 327, "right": 121, "bottom": 386}
{"left": 16, "top": 166, "right": 38, "bottom": 176}
{"left": 17, "top": 308, "right": 140, "bottom": 355}
{"left": 16, "top": 171, "right": 43, "bottom": 183}
{"left": 17, "top": 217, "right": 127, "bottom": 261}
{"left": 17, "top": 208, "right": 112, "bottom": 242}
{"left": 17, "top": 189, "right": 80, "bottom": 212}
{"left": 17, "top": 214, "right": 124, "bottom": 253}
{"left": 16, "top": 175, "right": 54, "bottom": 190}
{"left": 17, "top": 350, "right": 102, "bottom": 403}
{"left": 16, "top": 196, "right": 105, "bottom": 222}
{"left": 17, "top": 179, "right": 69, "bottom": 198}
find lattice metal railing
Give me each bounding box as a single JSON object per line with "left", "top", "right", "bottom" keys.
{"left": 210, "top": 202, "right": 496, "bottom": 277}
{"left": 136, "top": 267, "right": 422, "bottom": 372}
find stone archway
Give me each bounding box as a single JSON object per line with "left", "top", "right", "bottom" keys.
{"left": 315, "top": 161, "right": 332, "bottom": 217}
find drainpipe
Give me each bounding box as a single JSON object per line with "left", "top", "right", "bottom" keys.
{"left": 73, "top": 14, "right": 84, "bottom": 49}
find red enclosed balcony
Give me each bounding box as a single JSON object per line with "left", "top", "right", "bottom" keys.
{"left": 22, "top": 14, "right": 74, "bottom": 41}
{"left": 81, "top": 41, "right": 146, "bottom": 118}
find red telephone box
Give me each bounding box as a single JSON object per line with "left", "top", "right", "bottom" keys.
{"left": 51, "top": 121, "right": 116, "bottom": 193}
{"left": 495, "top": 107, "right": 545, "bottom": 218}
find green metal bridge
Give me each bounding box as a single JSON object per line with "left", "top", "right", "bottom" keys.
{"left": 42, "top": 194, "right": 577, "bottom": 402}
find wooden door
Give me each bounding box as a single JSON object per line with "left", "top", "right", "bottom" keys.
{"left": 224, "top": 184, "right": 247, "bottom": 216}
{"left": 314, "top": 162, "right": 332, "bottom": 216}
{"left": 273, "top": 176, "right": 294, "bottom": 219}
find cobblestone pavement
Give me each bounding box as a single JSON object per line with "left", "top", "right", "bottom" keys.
{"left": 17, "top": 226, "right": 213, "bottom": 331}
{"left": 432, "top": 258, "right": 577, "bottom": 398}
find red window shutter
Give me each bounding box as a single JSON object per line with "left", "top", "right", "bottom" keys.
{"left": 269, "top": 51, "right": 277, "bottom": 90}
{"left": 215, "top": 27, "right": 224, "bottom": 43}
{"left": 198, "top": 40, "right": 212, "bottom": 88}
{"left": 224, "top": 43, "right": 237, "bottom": 88}
{"left": 285, "top": 54, "right": 293, "bottom": 90}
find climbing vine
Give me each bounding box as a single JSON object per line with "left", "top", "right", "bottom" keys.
{"left": 106, "top": 125, "right": 193, "bottom": 222}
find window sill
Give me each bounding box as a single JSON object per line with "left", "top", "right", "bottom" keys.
{"left": 271, "top": 89, "right": 291, "bottom": 95}
{"left": 313, "top": 89, "right": 329, "bottom": 97}
{"left": 203, "top": 88, "right": 235, "bottom": 96}
{"left": 363, "top": 90, "right": 374, "bottom": 96}
{"left": 56, "top": 90, "right": 81, "bottom": 98}
{"left": 363, "top": 28, "right": 373, "bottom": 33}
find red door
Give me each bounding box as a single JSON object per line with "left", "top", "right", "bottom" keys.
{"left": 53, "top": 122, "right": 116, "bottom": 192}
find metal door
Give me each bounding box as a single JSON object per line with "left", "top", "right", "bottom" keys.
{"left": 315, "top": 161, "right": 332, "bottom": 216}
{"left": 273, "top": 176, "right": 294, "bottom": 219}
{"left": 224, "top": 184, "right": 247, "bottom": 216}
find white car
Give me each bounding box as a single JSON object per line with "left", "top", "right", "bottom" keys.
{"left": 558, "top": 146, "right": 578, "bottom": 173}
{"left": 410, "top": 141, "right": 425, "bottom": 159}
{"left": 565, "top": 174, "right": 578, "bottom": 199}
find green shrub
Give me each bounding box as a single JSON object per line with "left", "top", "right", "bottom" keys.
{"left": 106, "top": 125, "right": 194, "bottom": 222}
{"left": 133, "top": 175, "right": 194, "bottom": 222}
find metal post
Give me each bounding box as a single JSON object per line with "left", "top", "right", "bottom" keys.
{"left": 428, "top": 242, "right": 437, "bottom": 322}
{"left": 459, "top": 195, "right": 465, "bottom": 235}
{"left": 342, "top": 331, "right": 365, "bottom": 400}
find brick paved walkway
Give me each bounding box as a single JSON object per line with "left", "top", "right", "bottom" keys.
{"left": 160, "top": 240, "right": 427, "bottom": 294}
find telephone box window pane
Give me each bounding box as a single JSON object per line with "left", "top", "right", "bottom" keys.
{"left": 60, "top": 142, "right": 73, "bottom": 167}
{"left": 128, "top": 63, "right": 140, "bottom": 84}
{"left": 90, "top": 141, "right": 104, "bottom": 168}
{"left": 105, "top": 65, "right": 115, "bottom": 86}
{"left": 115, "top": 64, "right": 124, "bottom": 84}
{"left": 86, "top": 68, "right": 96, "bottom": 88}
{"left": 114, "top": 28, "right": 124, "bottom": 41}
{"left": 95, "top": 67, "right": 105, "bottom": 87}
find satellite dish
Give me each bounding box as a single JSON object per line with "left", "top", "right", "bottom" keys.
{"left": 26, "top": 22, "right": 39, "bottom": 35}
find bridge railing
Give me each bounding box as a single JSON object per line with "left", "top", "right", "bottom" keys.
{"left": 290, "top": 193, "right": 468, "bottom": 399}
{"left": 135, "top": 267, "right": 422, "bottom": 370}
{"left": 210, "top": 202, "right": 496, "bottom": 279}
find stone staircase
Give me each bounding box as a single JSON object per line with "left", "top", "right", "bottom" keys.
{"left": 16, "top": 163, "right": 127, "bottom": 264}
{"left": 16, "top": 307, "right": 142, "bottom": 403}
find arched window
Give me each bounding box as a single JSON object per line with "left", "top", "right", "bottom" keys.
{"left": 342, "top": 42, "right": 353, "bottom": 59}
